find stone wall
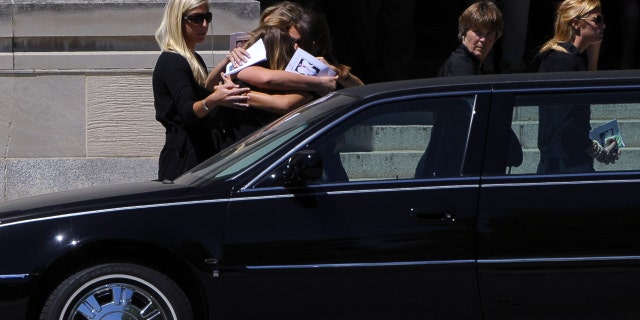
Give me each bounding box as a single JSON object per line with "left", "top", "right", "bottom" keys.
{"left": 0, "top": 0, "right": 259, "bottom": 201}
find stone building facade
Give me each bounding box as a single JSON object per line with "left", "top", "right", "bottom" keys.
{"left": 0, "top": 0, "right": 259, "bottom": 201}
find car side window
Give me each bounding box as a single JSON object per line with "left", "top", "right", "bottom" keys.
{"left": 256, "top": 96, "right": 475, "bottom": 187}
{"left": 507, "top": 91, "right": 640, "bottom": 175}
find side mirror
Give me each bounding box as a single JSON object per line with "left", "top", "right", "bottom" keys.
{"left": 282, "top": 150, "right": 323, "bottom": 186}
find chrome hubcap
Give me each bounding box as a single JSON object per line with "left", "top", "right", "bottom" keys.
{"left": 70, "top": 283, "right": 167, "bottom": 320}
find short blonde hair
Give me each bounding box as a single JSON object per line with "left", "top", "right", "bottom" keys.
{"left": 155, "top": 0, "right": 209, "bottom": 86}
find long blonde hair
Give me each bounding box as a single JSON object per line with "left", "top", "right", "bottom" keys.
{"left": 155, "top": 0, "right": 209, "bottom": 86}
{"left": 539, "top": 0, "right": 601, "bottom": 54}
{"left": 259, "top": 1, "right": 303, "bottom": 31}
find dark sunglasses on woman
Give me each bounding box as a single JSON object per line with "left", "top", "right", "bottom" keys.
{"left": 581, "top": 14, "right": 604, "bottom": 26}
{"left": 183, "top": 12, "right": 212, "bottom": 25}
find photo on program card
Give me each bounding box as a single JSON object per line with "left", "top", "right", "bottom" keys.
{"left": 285, "top": 48, "right": 336, "bottom": 77}
{"left": 589, "top": 119, "right": 626, "bottom": 150}
{"left": 294, "top": 58, "right": 321, "bottom": 76}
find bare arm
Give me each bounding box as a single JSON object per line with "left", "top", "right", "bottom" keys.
{"left": 248, "top": 90, "right": 315, "bottom": 114}
{"left": 236, "top": 66, "right": 337, "bottom": 95}
{"left": 206, "top": 57, "right": 231, "bottom": 91}
{"left": 195, "top": 81, "right": 250, "bottom": 118}
{"left": 206, "top": 48, "right": 251, "bottom": 91}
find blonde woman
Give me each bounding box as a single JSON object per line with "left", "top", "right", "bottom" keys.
{"left": 537, "top": 0, "right": 605, "bottom": 72}
{"left": 153, "top": 0, "right": 250, "bottom": 181}
{"left": 537, "top": 0, "right": 618, "bottom": 174}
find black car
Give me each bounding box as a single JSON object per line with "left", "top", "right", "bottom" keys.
{"left": 2, "top": 69, "right": 640, "bottom": 320}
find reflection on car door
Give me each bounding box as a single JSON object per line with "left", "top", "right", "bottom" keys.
{"left": 222, "top": 97, "right": 483, "bottom": 319}
{"left": 478, "top": 89, "right": 640, "bottom": 319}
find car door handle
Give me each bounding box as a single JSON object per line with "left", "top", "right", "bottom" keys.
{"left": 409, "top": 208, "right": 456, "bottom": 222}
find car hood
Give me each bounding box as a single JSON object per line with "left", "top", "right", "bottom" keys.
{"left": 0, "top": 180, "right": 205, "bottom": 225}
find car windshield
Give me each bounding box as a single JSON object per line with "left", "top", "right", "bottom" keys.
{"left": 174, "top": 93, "right": 357, "bottom": 186}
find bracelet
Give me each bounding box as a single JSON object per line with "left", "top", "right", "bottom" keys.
{"left": 588, "top": 140, "right": 611, "bottom": 163}
{"left": 596, "top": 150, "right": 610, "bottom": 163}
{"left": 202, "top": 99, "right": 210, "bottom": 112}
{"left": 587, "top": 140, "right": 602, "bottom": 157}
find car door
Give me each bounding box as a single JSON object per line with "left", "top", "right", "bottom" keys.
{"left": 220, "top": 95, "right": 484, "bottom": 319}
{"left": 478, "top": 87, "right": 640, "bottom": 319}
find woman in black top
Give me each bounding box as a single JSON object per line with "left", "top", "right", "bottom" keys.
{"left": 437, "top": 1, "right": 504, "bottom": 77}
{"left": 420, "top": 1, "right": 519, "bottom": 177}
{"left": 153, "top": 0, "right": 249, "bottom": 181}
{"left": 536, "top": 0, "right": 618, "bottom": 174}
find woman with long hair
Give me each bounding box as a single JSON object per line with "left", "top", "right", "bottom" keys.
{"left": 237, "top": 25, "right": 316, "bottom": 115}
{"left": 214, "top": 25, "right": 316, "bottom": 145}
{"left": 153, "top": 0, "right": 249, "bottom": 181}
{"left": 536, "top": 0, "right": 619, "bottom": 174}
{"left": 537, "top": 0, "right": 604, "bottom": 72}
{"left": 292, "top": 9, "right": 364, "bottom": 88}
{"left": 208, "top": 1, "right": 337, "bottom": 96}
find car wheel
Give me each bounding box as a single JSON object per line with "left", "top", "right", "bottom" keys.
{"left": 39, "top": 263, "right": 193, "bottom": 320}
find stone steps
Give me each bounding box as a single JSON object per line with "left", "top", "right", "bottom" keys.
{"left": 339, "top": 115, "right": 640, "bottom": 180}
{"left": 341, "top": 148, "right": 640, "bottom": 179}
{"left": 341, "top": 125, "right": 431, "bottom": 152}
{"left": 1, "top": 0, "right": 259, "bottom": 70}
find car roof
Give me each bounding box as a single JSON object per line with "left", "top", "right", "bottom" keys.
{"left": 337, "top": 69, "right": 640, "bottom": 100}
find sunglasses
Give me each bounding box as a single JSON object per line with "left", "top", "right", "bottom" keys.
{"left": 183, "top": 12, "right": 212, "bottom": 25}
{"left": 581, "top": 14, "right": 604, "bottom": 25}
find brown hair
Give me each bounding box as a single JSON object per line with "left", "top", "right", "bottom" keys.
{"left": 294, "top": 10, "right": 351, "bottom": 78}
{"left": 259, "top": 1, "right": 304, "bottom": 31}
{"left": 244, "top": 25, "right": 296, "bottom": 70}
{"left": 458, "top": 1, "right": 504, "bottom": 42}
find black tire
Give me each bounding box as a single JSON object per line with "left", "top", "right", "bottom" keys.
{"left": 39, "top": 263, "right": 193, "bottom": 320}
